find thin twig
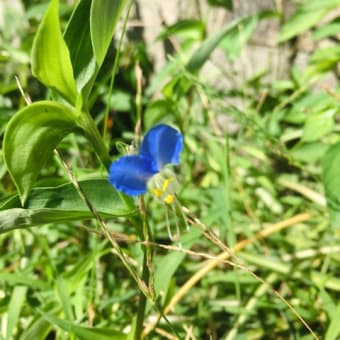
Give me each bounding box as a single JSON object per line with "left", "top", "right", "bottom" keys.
{"left": 15, "top": 75, "right": 31, "bottom": 105}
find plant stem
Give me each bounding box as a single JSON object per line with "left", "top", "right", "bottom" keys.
{"left": 135, "top": 251, "right": 149, "bottom": 339}
{"left": 77, "top": 110, "right": 111, "bottom": 170}
{"left": 134, "top": 197, "right": 154, "bottom": 339}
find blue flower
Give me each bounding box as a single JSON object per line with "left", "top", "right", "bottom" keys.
{"left": 109, "top": 124, "right": 183, "bottom": 197}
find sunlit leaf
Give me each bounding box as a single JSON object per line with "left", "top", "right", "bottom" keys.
{"left": 306, "top": 46, "right": 340, "bottom": 77}
{"left": 186, "top": 12, "right": 273, "bottom": 73}
{"left": 5, "top": 286, "right": 27, "bottom": 340}
{"left": 301, "top": 109, "right": 336, "bottom": 142}
{"left": 312, "top": 18, "right": 340, "bottom": 40}
{"left": 322, "top": 142, "right": 340, "bottom": 228}
{"left": 220, "top": 15, "right": 258, "bottom": 61}
{"left": 325, "top": 302, "right": 340, "bottom": 340}
{"left": 143, "top": 100, "right": 175, "bottom": 129}
{"left": 42, "top": 313, "right": 127, "bottom": 340}
{"left": 279, "top": 0, "right": 339, "bottom": 42}
{"left": 64, "top": 0, "right": 96, "bottom": 93}
{"left": 19, "top": 316, "right": 52, "bottom": 340}
{"left": 31, "top": 0, "right": 77, "bottom": 104}
{"left": 186, "top": 17, "right": 242, "bottom": 73}
{"left": 290, "top": 142, "right": 328, "bottom": 163}
{"left": 153, "top": 228, "right": 200, "bottom": 304}
{"left": 3, "top": 101, "right": 78, "bottom": 204}
{"left": 0, "top": 179, "right": 136, "bottom": 233}
{"left": 90, "top": 0, "right": 126, "bottom": 66}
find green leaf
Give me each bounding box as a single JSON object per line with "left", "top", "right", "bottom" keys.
{"left": 152, "top": 228, "right": 200, "bottom": 306}
{"left": 42, "top": 313, "right": 127, "bottom": 340}
{"left": 207, "top": 0, "right": 233, "bottom": 10}
{"left": 55, "top": 277, "right": 74, "bottom": 321}
{"left": 143, "top": 100, "right": 175, "bottom": 129}
{"left": 0, "top": 179, "right": 137, "bottom": 233}
{"left": 290, "top": 142, "right": 328, "bottom": 163}
{"left": 322, "top": 142, "right": 340, "bottom": 228}
{"left": 220, "top": 15, "right": 259, "bottom": 61}
{"left": 279, "top": 0, "right": 339, "bottom": 42}
{"left": 19, "top": 316, "right": 52, "bottom": 340}
{"left": 102, "top": 89, "right": 132, "bottom": 112}
{"left": 186, "top": 17, "right": 241, "bottom": 73}
{"left": 306, "top": 46, "right": 340, "bottom": 77}
{"left": 312, "top": 18, "right": 340, "bottom": 40}
{"left": 0, "top": 273, "right": 50, "bottom": 290}
{"left": 162, "top": 74, "right": 193, "bottom": 100}
{"left": 64, "top": 0, "right": 96, "bottom": 93}
{"left": 301, "top": 109, "right": 336, "bottom": 142}
{"left": 5, "top": 286, "right": 27, "bottom": 340}
{"left": 90, "top": 0, "right": 126, "bottom": 66}
{"left": 326, "top": 302, "right": 340, "bottom": 340}
{"left": 157, "top": 19, "right": 206, "bottom": 42}
{"left": 3, "top": 101, "right": 78, "bottom": 204}
{"left": 186, "top": 13, "right": 272, "bottom": 73}
{"left": 31, "top": 0, "right": 77, "bottom": 104}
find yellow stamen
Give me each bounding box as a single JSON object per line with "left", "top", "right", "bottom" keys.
{"left": 162, "top": 178, "right": 173, "bottom": 191}
{"left": 152, "top": 188, "right": 162, "bottom": 197}
{"left": 164, "top": 194, "right": 175, "bottom": 204}
{"left": 151, "top": 177, "right": 175, "bottom": 203}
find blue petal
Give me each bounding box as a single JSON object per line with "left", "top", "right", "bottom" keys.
{"left": 140, "top": 124, "right": 183, "bottom": 171}
{"left": 108, "top": 155, "right": 158, "bottom": 196}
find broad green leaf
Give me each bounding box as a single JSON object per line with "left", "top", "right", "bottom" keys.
{"left": 301, "top": 109, "right": 336, "bottom": 142}
{"left": 279, "top": 0, "right": 339, "bottom": 42}
{"left": 3, "top": 101, "right": 78, "bottom": 204}
{"left": 322, "top": 142, "right": 340, "bottom": 228}
{"left": 90, "top": 0, "right": 126, "bottom": 66}
{"left": 306, "top": 46, "right": 340, "bottom": 77}
{"left": 0, "top": 180, "right": 136, "bottom": 233}
{"left": 325, "top": 302, "right": 340, "bottom": 340}
{"left": 42, "top": 313, "right": 127, "bottom": 340}
{"left": 290, "top": 142, "right": 328, "bottom": 163}
{"left": 5, "top": 286, "right": 27, "bottom": 340}
{"left": 64, "top": 0, "right": 97, "bottom": 93}
{"left": 31, "top": 0, "right": 77, "bottom": 104}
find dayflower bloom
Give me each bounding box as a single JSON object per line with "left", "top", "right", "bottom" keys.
{"left": 109, "top": 124, "right": 183, "bottom": 201}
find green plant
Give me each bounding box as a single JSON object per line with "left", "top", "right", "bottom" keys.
{"left": 0, "top": 0, "right": 339, "bottom": 339}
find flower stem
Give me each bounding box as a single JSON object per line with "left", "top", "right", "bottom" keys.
{"left": 134, "top": 197, "right": 154, "bottom": 339}
{"left": 77, "top": 110, "right": 111, "bottom": 170}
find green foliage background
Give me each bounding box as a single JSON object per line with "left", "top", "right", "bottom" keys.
{"left": 0, "top": 0, "right": 339, "bottom": 339}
